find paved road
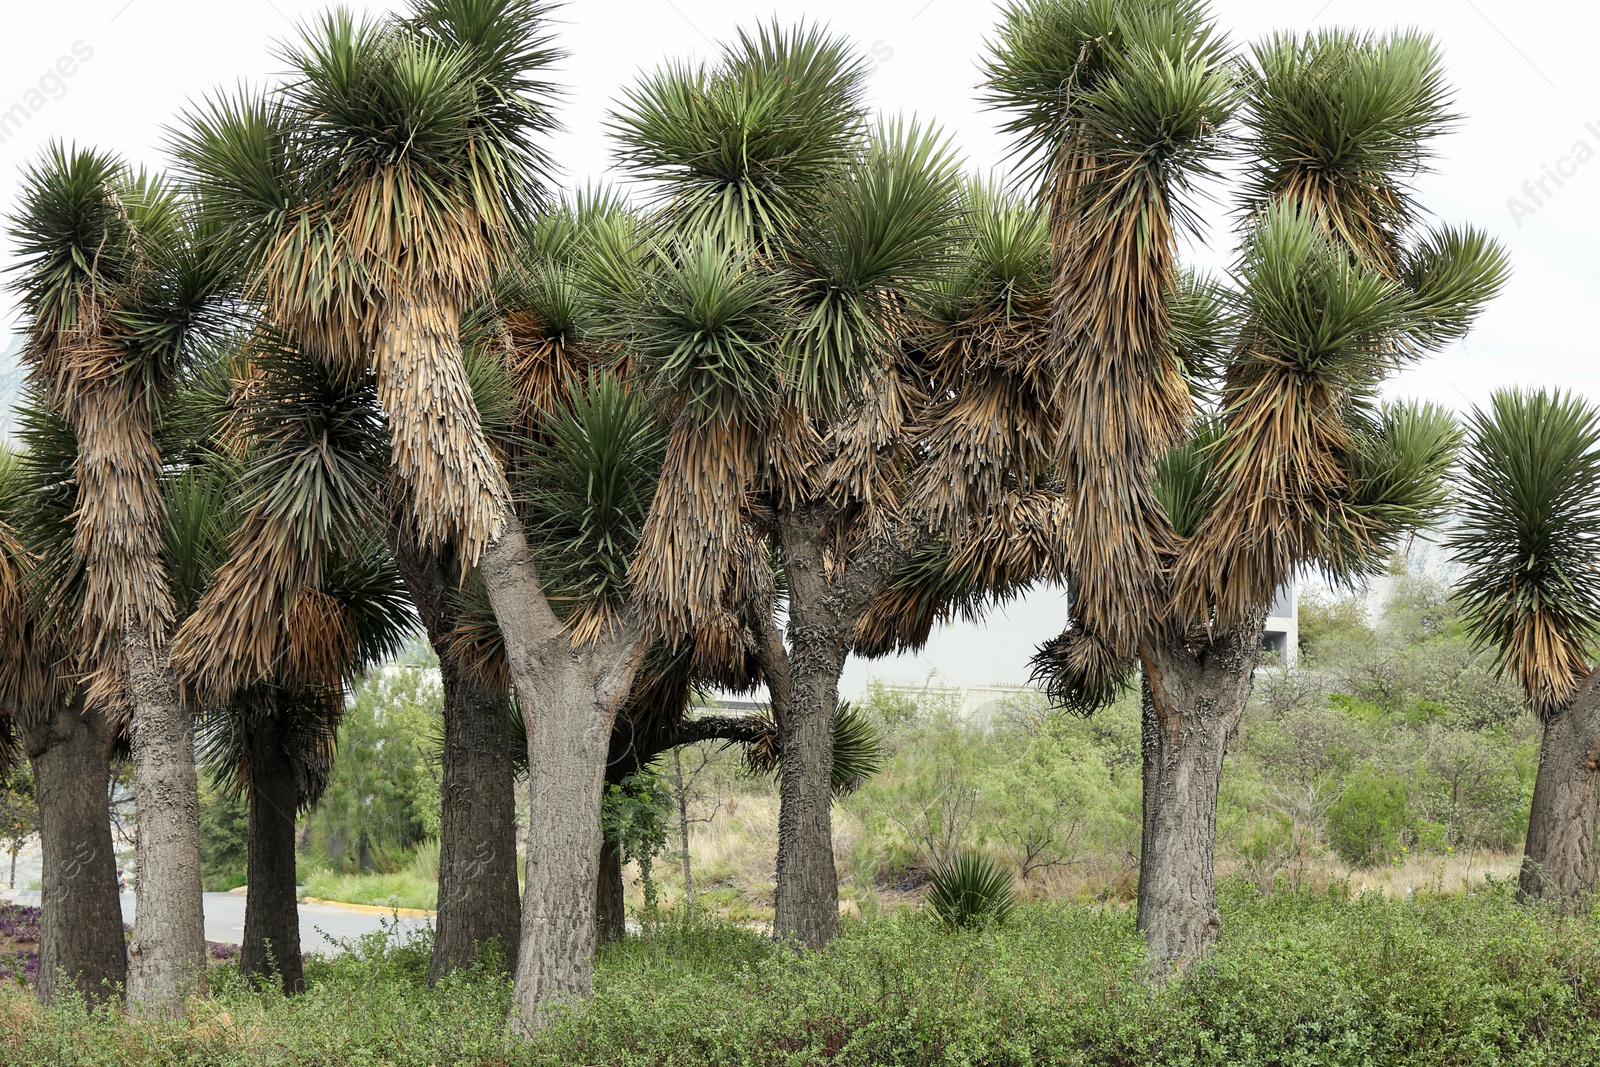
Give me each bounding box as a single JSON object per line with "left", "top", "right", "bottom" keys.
{"left": 6, "top": 889, "right": 433, "bottom": 954}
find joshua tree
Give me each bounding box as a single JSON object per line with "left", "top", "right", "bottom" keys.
{"left": 9, "top": 146, "right": 227, "bottom": 1012}
{"left": 197, "top": 639, "right": 409, "bottom": 993}
{"left": 179, "top": 416, "right": 412, "bottom": 997}
{"left": 1452, "top": 390, "right": 1600, "bottom": 907}
{"left": 984, "top": 4, "right": 1507, "bottom": 969}
{"left": 609, "top": 24, "right": 965, "bottom": 948}
{"left": 0, "top": 438, "right": 125, "bottom": 1005}
{"left": 166, "top": 1, "right": 655, "bottom": 1022}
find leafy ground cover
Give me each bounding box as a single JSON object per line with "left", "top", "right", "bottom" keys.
{"left": 7, "top": 885, "right": 1600, "bottom": 1066}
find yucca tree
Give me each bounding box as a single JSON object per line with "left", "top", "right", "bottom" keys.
{"left": 169, "top": 319, "right": 525, "bottom": 986}
{"left": 1451, "top": 390, "right": 1600, "bottom": 907}
{"left": 166, "top": 1, "right": 656, "bottom": 1022}
{"left": 981, "top": 0, "right": 1235, "bottom": 676}
{"left": 986, "top": 7, "right": 1507, "bottom": 970}
{"left": 162, "top": 186, "right": 657, "bottom": 1023}
{"left": 169, "top": 318, "right": 523, "bottom": 990}
{"left": 163, "top": 373, "right": 414, "bottom": 998}
{"left": 9, "top": 145, "right": 228, "bottom": 1011}
{"left": 609, "top": 24, "right": 967, "bottom": 949}
{"left": 0, "top": 433, "right": 126, "bottom": 1005}
{"left": 195, "top": 572, "right": 412, "bottom": 994}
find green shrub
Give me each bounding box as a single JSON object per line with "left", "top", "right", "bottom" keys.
{"left": 15, "top": 891, "right": 1600, "bottom": 1065}
{"left": 1327, "top": 768, "right": 1411, "bottom": 866}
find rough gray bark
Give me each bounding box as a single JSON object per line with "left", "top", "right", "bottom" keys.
{"left": 479, "top": 508, "right": 643, "bottom": 1034}
{"left": 124, "top": 627, "right": 207, "bottom": 1014}
{"left": 596, "top": 835, "right": 625, "bottom": 945}
{"left": 25, "top": 693, "right": 125, "bottom": 1004}
{"left": 432, "top": 656, "right": 521, "bottom": 980}
{"left": 506, "top": 636, "right": 639, "bottom": 1033}
{"left": 240, "top": 714, "right": 304, "bottom": 994}
{"left": 1518, "top": 667, "right": 1600, "bottom": 907}
{"left": 771, "top": 508, "right": 892, "bottom": 950}
{"left": 390, "top": 530, "right": 521, "bottom": 981}
{"left": 1137, "top": 610, "right": 1265, "bottom": 974}
{"left": 773, "top": 632, "right": 844, "bottom": 949}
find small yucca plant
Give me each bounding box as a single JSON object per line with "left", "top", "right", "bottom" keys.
{"left": 925, "top": 851, "right": 1015, "bottom": 930}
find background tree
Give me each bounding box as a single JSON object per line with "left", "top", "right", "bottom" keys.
{"left": 166, "top": 337, "right": 413, "bottom": 994}
{"left": 1451, "top": 389, "right": 1600, "bottom": 907}
{"left": 0, "top": 738, "right": 38, "bottom": 891}
{"left": 195, "top": 569, "right": 412, "bottom": 992}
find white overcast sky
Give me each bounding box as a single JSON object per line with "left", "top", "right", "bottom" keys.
{"left": 0, "top": 0, "right": 1593, "bottom": 690}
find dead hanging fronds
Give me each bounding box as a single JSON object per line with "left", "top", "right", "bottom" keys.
{"left": 172, "top": 332, "right": 393, "bottom": 704}
{"left": 979, "top": 0, "right": 1236, "bottom": 670}
{"left": 281, "top": 587, "right": 358, "bottom": 691}
{"left": 1045, "top": 141, "right": 1193, "bottom": 661}
{"left": 8, "top": 146, "right": 198, "bottom": 719}
{"left": 1030, "top": 623, "right": 1135, "bottom": 718}
{"left": 1168, "top": 200, "right": 1409, "bottom": 633}
{"left": 0, "top": 520, "right": 72, "bottom": 722}
{"left": 822, "top": 352, "right": 917, "bottom": 519}
{"left": 374, "top": 293, "right": 513, "bottom": 571}
{"left": 171, "top": 507, "right": 321, "bottom": 704}
{"left": 171, "top": 7, "right": 565, "bottom": 565}
{"left": 629, "top": 413, "right": 760, "bottom": 642}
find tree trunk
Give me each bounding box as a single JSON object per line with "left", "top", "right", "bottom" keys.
{"left": 673, "top": 749, "right": 695, "bottom": 914}
{"left": 596, "top": 835, "right": 625, "bottom": 945}
{"left": 773, "top": 640, "right": 844, "bottom": 948}
{"left": 25, "top": 695, "right": 125, "bottom": 1005}
{"left": 772, "top": 512, "right": 849, "bottom": 950}
{"left": 1137, "top": 611, "right": 1265, "bottom": 974}
{"left": 388, "top": 530, "right": 521, "bottom": 982}
{"left": 505, "top": 637, "right": 639, "bottom": 1035}
{"left": 1518, "top": 669, "right": 1600, "bottom": 907}
{"left": 431, "top": 655, "right": 520, "bottom": 981}
{"left": 241, "top": 715, "right": 304, "bottom": 994}
{"left": 124, "top": 627, "right": 207, "bottom": 1014}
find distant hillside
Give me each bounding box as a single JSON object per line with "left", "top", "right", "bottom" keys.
{"left": 0, "top": 335, "right": 22, "bottom": 443}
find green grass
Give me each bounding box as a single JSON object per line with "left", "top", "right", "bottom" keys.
{"left": 9, "top": 882, "right": 1600, "bottom": 1065}
{"left": 300, "top": 840, "right": 440, "bottom": 910}
{"left": 300, "top": 867, "right": 438, "bottom": 911}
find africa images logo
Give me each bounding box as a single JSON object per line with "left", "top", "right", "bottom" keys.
{"left": 0, "top": 41, "right": 95, "bottom": 148}
{"left": 1505, "top": 121, "right": 1600, "bottom": 229}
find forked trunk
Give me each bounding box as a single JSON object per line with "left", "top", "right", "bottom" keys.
{"left": 596, "top": 835, "right": 625, "bottom": 945}
{"left": 503, "top": 636, "right": 639, "bottom": 1035}
{"left": 26, "top": 695, "right": 125, "bottom": 1004}
{"left": 1137, "top": 611, "right": 1264, "bottom": 974}
{"left": 241, "top": 715, "right": 304, "bottom": 994}
{"left": 431, "top": 654, "right": 520, "bottom": 980}
{"left": 1518, "top": 668, "right": 1600, "bottom": 907}
{"left": 389, "top": 529, "right": 521, "bottom": 982}
{"left": 124, "top": 626, "right": 207, "bottom": 1013}
{"left": 377, "top": 302, "right": 636, "bottom": 1028}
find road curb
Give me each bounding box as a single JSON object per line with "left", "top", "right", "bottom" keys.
{"left": 298, "top": 896, "right": 436, "bottom": 918}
